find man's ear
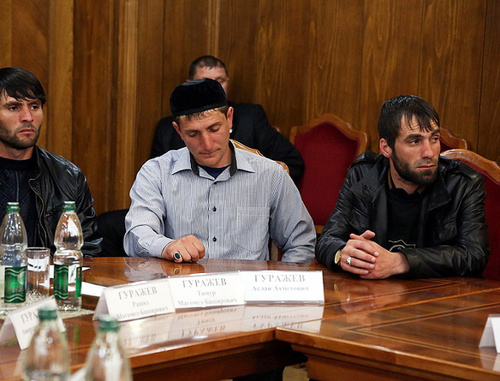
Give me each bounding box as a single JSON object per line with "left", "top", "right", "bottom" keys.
{"left": 172, "top": 121, "right": 182, "bottom": 137}
{"left": 227, "top": 106, "right": 234, "bottom": 124}
{"left": 379, "top": 138, "right": 392, "bottom": 158}
{"left": 222, "top": 106, "right": 234, "bottom": 134}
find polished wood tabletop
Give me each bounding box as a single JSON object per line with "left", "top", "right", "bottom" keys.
{"left": 1, "top": 257, "right": 500, "bottom": 380}
{"left": 277, "top": 277, "right": 500, "bottom": 380}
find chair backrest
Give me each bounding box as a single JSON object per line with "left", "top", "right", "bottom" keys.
{"left": 290, "top": 114, "right": 369, "bottom": 234}
{"left": 441, "top": 149, "right": 500, "bottom": 280}
{"left": 231, "top": 139, "right": 289, "bottom": 174}
{"left": 439, "top": 128, "right": 469, "bottom": 152}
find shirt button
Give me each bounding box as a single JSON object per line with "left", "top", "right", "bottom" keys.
{"left": 212, "top": 206, "right": 217, "bottom": 212}
{"left": 213, "top": 237, "right": 217, "bottom": 242}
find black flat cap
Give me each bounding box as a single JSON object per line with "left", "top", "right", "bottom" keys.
{"left": 170, "top": 78, "right": 227, "bottom": 117}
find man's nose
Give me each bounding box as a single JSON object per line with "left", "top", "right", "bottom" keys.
{"left": 200, "top": 133, "right": 213, "bottom": 150}
{"left": 421, "top": 139, "right": 436, "bottom": 159}
{"left": 20, "top": 105, "right": 34, "bottom": 123}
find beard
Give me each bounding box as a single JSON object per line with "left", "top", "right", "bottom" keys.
{"left": 0, "top": 124, "right": 40, "bottom": 150}
{"left": 392, "top": 150, "right": 438, "bottom": 186}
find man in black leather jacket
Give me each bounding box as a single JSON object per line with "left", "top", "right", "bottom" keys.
{"left": 0, "top": 67, "right": 100, "bottom": 256}
{"left": 150, "top": 55, "right": 304, "bottom": 183}
{"left": 316, "top": 95, "right": 489, "bottom": 279}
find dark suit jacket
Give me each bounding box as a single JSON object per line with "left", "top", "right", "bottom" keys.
{"left": 150, "top": 102, "right": 304, "bottom": 182}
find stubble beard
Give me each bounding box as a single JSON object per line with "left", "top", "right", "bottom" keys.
{"left": 0, "top": 124, "right": 40, "bottom": 151}
{"left": 392, "top": 151, "right": 438, "bottom": 187}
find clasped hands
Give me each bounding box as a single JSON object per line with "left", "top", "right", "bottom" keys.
{"left": 162, "top": 235, "right": 205, "bottom": 263}
{"left": 340, "top": 230, "right": 409, "bottom": 279}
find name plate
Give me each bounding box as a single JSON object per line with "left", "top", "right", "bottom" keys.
{"left": 240, "top": 271, "right": 324, "bottom": 303}
{"left": 94, "top": 278, "right": 175, "bottom": 321}
{"left": 168, "top": 272, "right": 245, "bottom": 309}
{"left": 479, "top": 314, "right": 500, "bottom": 353}
{"left": 0, "top": 297, "right": 63, "bottom": 350}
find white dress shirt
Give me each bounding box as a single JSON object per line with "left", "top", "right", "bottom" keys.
{"left": 124, "top": 143, "right": 315, "bottom": 262}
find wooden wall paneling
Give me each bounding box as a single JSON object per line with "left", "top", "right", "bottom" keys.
{"left": 10, "top": 0, "right": 48, "bottom": 79}
{"left": 73, "top": 0, "right": 115, "bottom": 214}
{"left": 134, "top": 0, "right": 165, "bottom": 175}
{"left": 114, "top": 0, "right": 140, "bottom": 211}
{"left": 218, "top": 0, "right": 261, "bottom": 105}
{"left": 304, "top": 0, "right": 364, "bottom": 132}
{"left": 161, "top": 1, "right": 213, "bottom": 118}
{"left": 479, "top": 0, "right": 500, "bottom": 163}
{"left": 0, "top": 0, "right": 13, "bottom": 67}
{"left": 359, "top": 1, "right": 424, "bottom": 152}
{"left": 207, "top": 0, "right": 221, "bottom": 55}
{"left": 47, "top": 0, "right": 74, "bottom": 159}
{"left": 419, "top": 0, "right": 487, "bottom": 152}
{"left": 254, "top": 0, "right": 311, "bottom": 135}
{"left": 10, "top": 0, "right": 49, "bottom": 147}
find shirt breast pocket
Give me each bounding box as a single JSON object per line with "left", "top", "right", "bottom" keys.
{"left": 234, "top": 207, "right": 270, "bottom": 253}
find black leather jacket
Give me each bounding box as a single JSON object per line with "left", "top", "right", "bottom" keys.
{"left": 316, "top": 151, "right": 489, "bottom": 278}
{"left": 28, "top": 146, "right": 100, "bottom": 256}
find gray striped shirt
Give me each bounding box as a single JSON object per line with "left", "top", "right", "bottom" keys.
{"left": 124, "top": 144, "right": 315, "bottom": 262}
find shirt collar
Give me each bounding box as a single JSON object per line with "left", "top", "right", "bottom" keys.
{"left": 172, "top": 141, "right": 255, "bottom": 177}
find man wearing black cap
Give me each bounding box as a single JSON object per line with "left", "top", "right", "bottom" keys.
{"left": 150, "top": 55, "right": 305, "bottom": 183}
{"left": 124, "top": 78, "right": 315, "bottom": 263}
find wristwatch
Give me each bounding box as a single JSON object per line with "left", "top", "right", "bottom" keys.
{"left": 334, "top": 249, "right": 343, "bottom": 266}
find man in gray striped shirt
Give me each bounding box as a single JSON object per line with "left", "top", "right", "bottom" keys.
{"left": 124, "top": 78, "right": 315, "bottom": 263}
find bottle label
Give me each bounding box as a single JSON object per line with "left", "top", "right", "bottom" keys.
{"left": 54, "top": 264, "right": 82, "bottom": 300}
{"left": 76, "top": 266, "right": 82, "bottom": 297}
{"left": 4, "top": 266, "right": 26, "bottom": 303}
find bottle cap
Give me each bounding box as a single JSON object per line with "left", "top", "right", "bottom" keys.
{"left": 62, "top": 201, "right": 76, "bottom": 212}
{"left": 6, "top": 202, "right": 20, "bottom": 213}
{"left": 38, "top": 306, "right": 58, "bottom": 321}
{"left": 98, "top": 315, "right": 120, "bottom": 332}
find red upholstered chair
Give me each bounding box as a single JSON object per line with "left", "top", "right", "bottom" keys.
{"left": 441, "top": 149, "right": 500, "bottom": 280}
{"left": 439, "top": 127, "right": 469, "bottom": 152}
{"left": 290, "top": 114, "right": 369, "bottom": 234}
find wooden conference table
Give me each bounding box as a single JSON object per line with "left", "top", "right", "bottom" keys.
{"left": 0, "top": 257, "right": 499, "bottom": 380}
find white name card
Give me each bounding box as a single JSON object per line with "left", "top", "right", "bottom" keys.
{"left": 168, "top": 272, "right": 245, "bottom": 309}
{"left": 240, "top": 271, "right": 324, "bottom": 303}
{"left": 479, "top": 314, "right": 500, "bottom": 353}
{"left": 94, "top": 278, "right": 175, "bottom": 322}
{"left": 0, "top": 297, "right": 64, "bottom": 350}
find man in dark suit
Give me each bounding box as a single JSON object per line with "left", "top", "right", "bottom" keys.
{"left": 151, "top": 55, "right": 304, "bottom": 183}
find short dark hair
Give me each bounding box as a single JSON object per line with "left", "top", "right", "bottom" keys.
{"left": 0, "top": 67, "right": 46, "bottom": 106}
{"left": 378, "top": 95, "right": 440, "bottom": 149}
{"left": 188, "top": 55, "right": 228, "bottom": 79}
